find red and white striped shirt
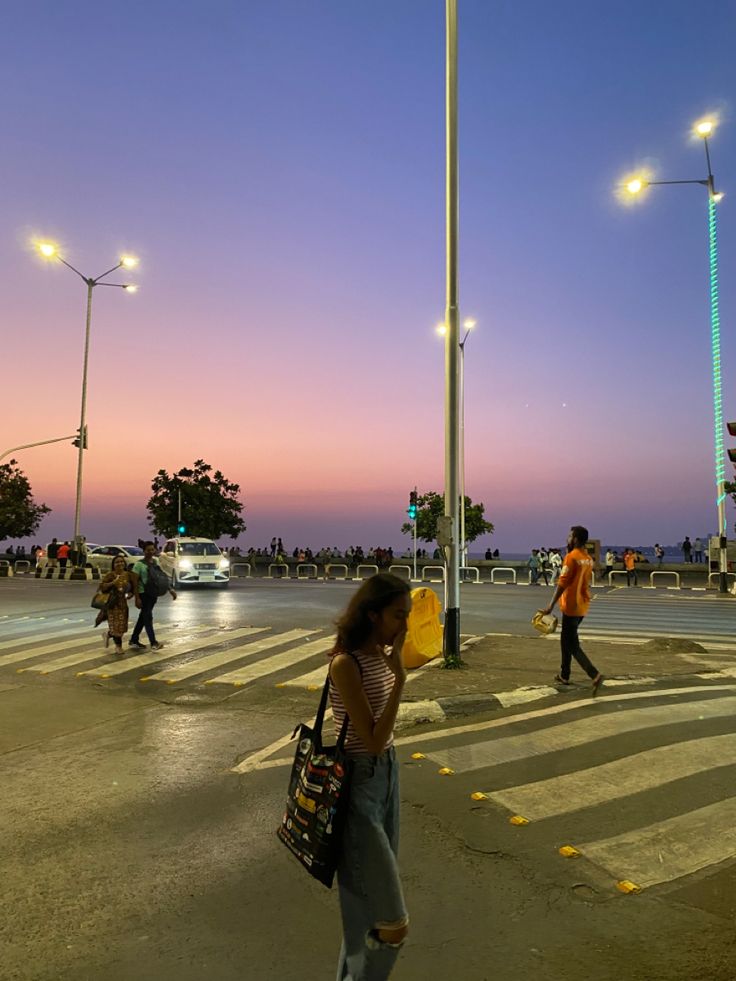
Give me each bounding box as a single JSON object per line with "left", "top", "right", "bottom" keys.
{"left": 328, "top": 647, "right": 395, "bottom": 755}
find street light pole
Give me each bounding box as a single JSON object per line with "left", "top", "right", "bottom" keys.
{"left": 73, "top": 282, "right": 94, "bottom": 554}
{"left": 622, "top": 119, "right": 729, "bottom": 593}
{"left": 443, "top": 0, "right": 461, "bottom": 665}
{"left": 458, "top": 319, "right": 475, "bottom": 569}
{"left": 34, "top": 242, "right": 138, "bottom": 564}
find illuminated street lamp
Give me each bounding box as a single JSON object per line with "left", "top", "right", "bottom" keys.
{"left": 621, "top": 117, "right": 729, "bottom": 592}
{"left": 437, "top": 317, "right": 476, "bottom": 567}
{"left": 35, "top": 241, "right": 138, "bottom": 565}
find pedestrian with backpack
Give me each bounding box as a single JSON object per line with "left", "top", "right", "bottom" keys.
{"left": 129, "top": 541, "right": 177, "bottom": 650}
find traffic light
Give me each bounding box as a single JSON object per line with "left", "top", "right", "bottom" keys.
{"left": 728, "top": 422, "right": 736, "bottom": 465}
{"left": 407, "top": 489, "right": 418, "bottom": 521}
{"left": 72, "top": 425, "right": 88, "bottom": 449}
{"left": 177, "top": 522, "right": 187, "bottom": 535}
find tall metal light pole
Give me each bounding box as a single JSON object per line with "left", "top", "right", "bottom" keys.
{"left": 443, "top": 0, "right": 461, "bottom": 665}
{"left": 437, "top": 316, "right": 476, "bottom": 570}
{"left": 622, "top": 117, "right": 728, "bottom": 593}
{"left": 35, "top": 242, "right": 138, "bottom": 563}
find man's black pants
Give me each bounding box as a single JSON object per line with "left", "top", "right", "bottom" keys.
{"left": 131, "top": 594, "right": 158, "bottom": 645}
{"left": 560, "top": 614, "right": 598, "bottom": 681}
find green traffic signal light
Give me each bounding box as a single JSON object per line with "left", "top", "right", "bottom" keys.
{"left": 177, "top": 523, "right": 186, "bottom": 535}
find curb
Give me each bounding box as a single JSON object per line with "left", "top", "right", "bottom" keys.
{"left": 395, "top": 670, "right": 736, "bottom": 730}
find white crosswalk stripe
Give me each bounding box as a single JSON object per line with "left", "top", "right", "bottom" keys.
{"left": 80, "top": 626, "right": 267, "bottom": 679}
{"left": 208, "top": 635, "right": 332, "bottom": 687}
{"left": 147, "top": 628, "right": 316, "bottom": 684}
{"left": 408, "top": 686, "right": 736, "bottom": 893}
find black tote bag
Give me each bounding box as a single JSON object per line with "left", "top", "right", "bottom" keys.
{"left": 276, "top": 675, "right": 352, "bottom": 888}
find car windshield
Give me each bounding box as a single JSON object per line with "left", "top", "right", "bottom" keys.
{"left": 124, "top": 547, "right": 144, "bottom": 555}
{"left": 178, "top": 543, "right": 221, "bottom": 556}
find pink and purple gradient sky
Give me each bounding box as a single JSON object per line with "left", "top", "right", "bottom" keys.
{"left": 2, "top": 1, "right": 735, "bottom": 553}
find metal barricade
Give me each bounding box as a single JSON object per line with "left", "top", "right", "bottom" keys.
{"left": 13, "top": 560, "right": 31, "bottom": 575}
{"left": 325, "top": 564, "right": 349, "bottom": 580}
{"left": 0, "top": 559, "right": 12, "bottom": 577}
{"left": 231, "top": 562, "right": 252, "bottom": 578}
{"left": 490, "top": 567, "right": 517, "bottom": 584}
{"left": 708, "top": 571, "right": 736, "bottom": 588}
{"left": 460, "top": 566, "right": 480, "bottom": 583}
{"left": 388, "top": 565, "right": 412, "bottom": 581}
{"left": 296, "top": 563, "right": 319, "bottom": 580}
{"left": 649, "top": 571, "right": 681, "bottom": 589}
{"left": 354, "top": 564, "right": 379, "bottom": 581}
{"left": 421, "top": 565, "right": 445, "bottom": 582}
{"left": 267, "top": 563, "right": 290, "bottom": 579}
{"left": 608, "top": 571, "right": 629, "bottom": 586}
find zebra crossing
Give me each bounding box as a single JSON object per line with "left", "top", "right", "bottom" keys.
{"left": 571, "top": 592, "right": 736, "bottom": 643}
{"left": 0, "top": 615, "right": 339, "bottom": 691}
{"left": 397, "top": 684, "right": 736, "bottom": 894}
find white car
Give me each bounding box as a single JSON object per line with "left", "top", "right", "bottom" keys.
{"left": 86, "top": 545, "right": 145, "bottom": 574}
{"left": 158, "top": 537, "right": 230, "bottom": 587}
{"left": 35, "top": 542, "right": 101, "bottom": 570}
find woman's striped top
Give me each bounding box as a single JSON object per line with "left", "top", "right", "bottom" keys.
{"left": 328, "top": 647, "right": 396, "bottom": 755}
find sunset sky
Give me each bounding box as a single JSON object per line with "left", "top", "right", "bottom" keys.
{"left": 3, "top": 0, "right": 735, "bottom": 553}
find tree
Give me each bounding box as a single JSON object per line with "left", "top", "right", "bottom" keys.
{"left": 146, "top": 459, "right": 246, "bottom": 540}
{"left": 400, "top": 490, "right": 493, "bottom": 544}
{"left": 0, "top": 460, "right": 51, "bottom": 541}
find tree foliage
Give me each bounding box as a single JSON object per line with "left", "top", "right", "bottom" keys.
{"left": 146, "top": 459, "right": 246, "bottom": 540}
{"left": 400, "top": 490, "right": 493, "bottom": 544}
{"left": 0, "top": 460, "right": 51, "bottom": 542}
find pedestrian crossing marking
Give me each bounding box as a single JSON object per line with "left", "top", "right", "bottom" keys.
{"left": 79, "top": 626, "right": 267, "bottom": 679}
{"left": 423, "top": 696, "right": 736, "bottom": 774}
{"left": 487, "top": 733, "right": 736, "bottom": 820}
{"left": 205, "top": 633, "right": 330, "bottom": 687}
{"left": 578, "top": 796, "right": 736, "bottom": 890}
{"left": 19, "top": 624, "right": 219, "bottom": 675}
{"left": 0, "top": 621, "right": 86, "bottom": 651}
{"left": 276, "top": 659, "right": 330, "bottom": 690}
{"left": 1, "top": 633, "right": 104, "bottom": 668}
{"left": 148, "top": 628, "right": 316, "bottom": 684}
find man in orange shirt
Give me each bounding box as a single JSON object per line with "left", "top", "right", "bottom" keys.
{"left": 540, "top": 525, "right": 603, "bottom": 695}
{"left": 623, "top": 548, "right": 637, "bottom": 587}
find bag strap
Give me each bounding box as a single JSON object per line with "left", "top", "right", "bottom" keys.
{"left": 314, "top": 651, "right": 360, "bottom": 752}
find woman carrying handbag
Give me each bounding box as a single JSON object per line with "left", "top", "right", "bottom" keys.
{"left": 328, "top": 573, "right": 412, "bottom": 981}
{"left": 99, "top": 554, "right": 135, "bottom": 653}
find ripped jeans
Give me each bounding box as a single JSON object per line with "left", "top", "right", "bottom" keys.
{"left": 336, "top": 747, "right": 408, "bottom": 981}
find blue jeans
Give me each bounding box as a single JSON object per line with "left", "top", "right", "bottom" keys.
{"left": 336, "top": 748, "right": 407, "bottom": 981}
{"left": 130, "top": 594, "right": 158, "bottom": 645}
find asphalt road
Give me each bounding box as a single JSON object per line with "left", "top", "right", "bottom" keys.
{"left": 3, "top": 578, "right": 736, "bottom": 979}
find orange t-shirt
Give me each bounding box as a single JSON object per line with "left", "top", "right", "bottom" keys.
{"left": 558, "top": 547, "right": 593, "bottom": 616}
{"left": 623, "top": 552, "right": 636, "bottom": 571}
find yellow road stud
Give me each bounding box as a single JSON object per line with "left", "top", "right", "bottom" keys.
{"left": 616, "top": 880, "right": 641, "bottom": 894}
{"left": 509, "top": 815, "right": 529, "bottom": 826}
{"left": 470, "top": 792, "right": 489, "bottom": 801}
{"left": 438, "top": 767, "right": 455, "bottom": 776}
{"left": 410, "top": 752, "right": 426, "bottom": 760}
{"left": 559, "top": 845, "right": 580, "bottom": 858}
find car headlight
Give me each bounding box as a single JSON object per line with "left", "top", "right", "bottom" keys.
{"left": 219, "top": 558, "right": 230, "bottom": 569}
{"left": 178, "top": 559, "right": 193, "bottom": 570}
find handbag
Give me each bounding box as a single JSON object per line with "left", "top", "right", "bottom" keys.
{"left": 531, "top": 611, "right": 558, "bottom": 635}
{"left": 276, "top": 674, "right": 352, "bottom": 888}
{"left": 90, "top": 588, "right": 111, "bottom": 611}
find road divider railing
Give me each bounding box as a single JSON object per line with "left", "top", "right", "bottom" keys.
{"left": 0, "top": 560, "right": 13, "bottom": 577}
{"left": 708, "top": 571, "right": 736, "bottom": 588}
{"left": 388, "top": 565, "right": 412, "bottom": 581}
{"left": 649, "top": 570, "right": 681, "bottom": 589}
{"left": 267, "top": 563, "right": 290, "bottom": 579}
{"left": 296, "top": 563, "right": 319, "bottom": 580}
{"left": 421, "top": 565, "right": 445, "bottom": 582}
{"left": 231, "top": 562, "right": 252, "bottom": 578}
{"left": 490, "top": 567, "right": 517, "bottom": 584}
{"left": 13, "top": 560, "right": 31, "bottom": 575}
{"left": 460, "top": 566, "right": 480, "bottom": 583}
{"left": 354, "top": 564, "right": 379, "bottom": 581}
{"left": 324, "top": 564, "right": 349, "bottom": 580}
{"left": 608, "top": 571, "right": 629, "bottom": 586}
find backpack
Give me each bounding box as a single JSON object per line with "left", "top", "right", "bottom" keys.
{"left": 144, "top": 562, "right": 171, "bottom": 597}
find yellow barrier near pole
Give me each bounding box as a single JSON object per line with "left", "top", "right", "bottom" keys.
{"left": 403, "top": 587, "right": 444, "bottom": 669}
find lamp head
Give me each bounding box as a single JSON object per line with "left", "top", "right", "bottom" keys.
{"left": 436, "top": 322, "right": 447, "bottom": 336}
{"left": 38, "top": 242, "right": 58, "bottom": 258}
{"left": 463, "top": 318, "right": 477, "bottom": 330}
{"left": 123, "top": 284, "right": 138, "bottom": 293}
{"left": 626, "top": 178, "right": 645, "bottom": 195}
{"left": 694, "top": 119, "right": 715, "bottom": 138}
{"left": 120, "top": 255, "right": 139, "bottom": 269}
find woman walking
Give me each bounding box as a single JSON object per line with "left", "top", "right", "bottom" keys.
{"left": 328, "top": 573, "right": 411, "bottom": 981}
{"left": 100, "top": 554, "right": 134, "bottom": 653}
